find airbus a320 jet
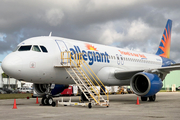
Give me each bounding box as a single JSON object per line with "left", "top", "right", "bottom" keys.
{"left": 2, "top": 19, "right": 180, "bottom": 105}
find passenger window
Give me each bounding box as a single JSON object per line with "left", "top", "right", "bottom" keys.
{"left": 32, "top": 45, "right": 41, "bottom": 52}
{"left": 40, "top": 46, "right": 48, "bottom": 53}
{"left": 18, "top": 45, "right": 32, "bottom": 51}
{"left": 117, "top": 56, "right": 119, "bottom": 60}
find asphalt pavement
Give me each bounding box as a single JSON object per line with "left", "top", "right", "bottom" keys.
{"left": 0, "top": 92, "right": 180, "bottom": 120}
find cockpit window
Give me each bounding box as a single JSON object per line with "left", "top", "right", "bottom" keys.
{"left": 13, "top": 46, "right": 20, "bottom": 52}
{"left": 32, "top": 45, "right": 41, "bottom": 52}
{"left": 40, "top": 46, "right": 48, "bottom": 53}
{"left": 18, "top": 45, "right": 32, "bottom": 51}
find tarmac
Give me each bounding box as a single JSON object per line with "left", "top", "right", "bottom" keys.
{"left": 0, "top": 92, "right": 180, "bottom": 120}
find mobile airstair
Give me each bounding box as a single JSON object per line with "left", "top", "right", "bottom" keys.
{"left": 54, "top": 51, "right": 109, "bottom": 108}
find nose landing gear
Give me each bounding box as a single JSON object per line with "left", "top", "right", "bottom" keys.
{"left": 41, "top": 95, "right": 53, "bottom": 105}
{"left": 41, "top": 84, "right": 54, "bottom": 106}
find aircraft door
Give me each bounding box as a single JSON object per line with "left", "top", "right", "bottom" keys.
{"left": 116, "top": 54, "right": 120, "bottom": 65}
{"left": 120, "top": 55, "right": 124, "bottom": 65}
{"left": 55, "top": 40, "right": 69, "bottom": 65}
{"left": 55, "top": 40, "right": 68, "bottom": 52}
{"left": 116, "top": 54, "right": 124, "bottom": 65}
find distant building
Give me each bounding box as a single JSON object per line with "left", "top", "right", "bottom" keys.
{"left": 0, "top": 67, "right": 21, "bottom": 89}
{"left": 163, "top": 70, "right": 180, "bottom": 89}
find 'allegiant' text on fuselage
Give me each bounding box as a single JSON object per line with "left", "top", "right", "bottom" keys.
{"left": 70, "top": 46, "right": 110, "bottom": 65}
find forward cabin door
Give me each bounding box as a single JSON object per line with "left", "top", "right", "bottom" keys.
{"left": 55, "top": 40, "right": 68, "bottom": 65}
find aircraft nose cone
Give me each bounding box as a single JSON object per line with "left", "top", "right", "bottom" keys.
{"left": 1, "top": 54, "right": 22, "bottom": 78}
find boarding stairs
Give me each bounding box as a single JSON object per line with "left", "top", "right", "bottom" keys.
{"left": 55, "top": 51, "right": 109, "bottom": 107}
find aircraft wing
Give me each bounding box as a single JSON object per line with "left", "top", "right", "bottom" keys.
{"left": 156, "top": 65, "right": 180, "bottom": 72}
{"left": 114, "top": 65, "right": 180, "bottom": 80}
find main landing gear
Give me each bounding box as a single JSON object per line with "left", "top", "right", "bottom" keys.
{"left": 141, "top": 94, "right": 156, "bottom": 102}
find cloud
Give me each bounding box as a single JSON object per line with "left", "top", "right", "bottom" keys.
{"left": 41, "top": 9, "right": 64, "bottom": 26}
{"left": 98, "top": 19, "right": 153, "bottom": 49}
{"left": 0, "top": 33, "right": 6, "bottom": 42}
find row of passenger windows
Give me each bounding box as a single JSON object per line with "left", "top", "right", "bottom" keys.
{"left": 17, "top": 45, "right": 48, "bottom": 53}
{"left": 125, "top": 57, "right": 160, "bottom": 64}
{"left": 116, "top": 56, "right": 160, "bottom": 65}
{"left": 83, "top": 53, "right": 160, "bottom": 65}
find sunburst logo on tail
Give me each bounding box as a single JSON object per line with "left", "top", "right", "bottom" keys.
{"left": 156, "top": 19, "right": 172, "bottom": 58}
{"left": 85, "top": 44, "right": 98, "bottom": 51}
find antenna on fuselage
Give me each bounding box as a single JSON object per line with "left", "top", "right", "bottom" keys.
{"left": 49, "top": 32, "right": 52, "bottom": 37}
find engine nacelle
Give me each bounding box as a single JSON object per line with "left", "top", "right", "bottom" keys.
{"left": 33, "top": 84, "right": 68, "bottom": 96}
{"left": 130, "top": 72, "right": 163, "bottom": 97}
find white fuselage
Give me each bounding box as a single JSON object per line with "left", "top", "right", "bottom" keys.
{"left": 1, "top": 36, "right": 162, "bottom": 86}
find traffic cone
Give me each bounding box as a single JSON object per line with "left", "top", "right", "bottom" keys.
{"left": 12, "top": 99, "right": 17, "bottom": 109}
{"left": 36, "top": 97, "right": 39, "bottom": 104}
{"left": 136, "top": 97, "right": 140, "bottom": 105}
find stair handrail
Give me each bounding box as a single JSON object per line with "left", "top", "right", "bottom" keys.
{"left": 61, "top": 51, "right": 109, "bottom": 102}
{"left": 70, "top": 60, "right": 100, "bottom": 103}
{"left": 71, "top": 52, "right": 109, "bottom": 101}
{"left": 70, "top": 54, "right": 102, "bottom": 102}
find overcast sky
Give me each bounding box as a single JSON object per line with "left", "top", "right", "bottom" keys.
{"left": 0, "top": 0, "right": 180, "bottom": 62}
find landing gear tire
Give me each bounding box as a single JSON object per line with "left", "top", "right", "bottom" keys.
{"left": 41, "top": 97, "right": 47, "bottom": 105}
{"left": 141, "top": 96, "right": 148, "bottom": 101}
{"left": 46, "top": 97, "right": 53, "bottom": 105}
{"left": 52, "top": 101, "right": 56, "bottom": 107}
{"left": 88, "top": 103, "right": 92, "bottom": 109}
{"left": 149, "top": 94, "right": 156, "bottom": 102}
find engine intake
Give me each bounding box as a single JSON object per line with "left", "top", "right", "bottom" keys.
{"left": 130, "top": 72, "right": 163, "bottom": 97}
{"left": 33, "top": 84, "right": 68, "bottom": 96}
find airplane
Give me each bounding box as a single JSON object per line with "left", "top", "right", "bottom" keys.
{"left": 2, "top": 19, "right": 180, "bottom": 105}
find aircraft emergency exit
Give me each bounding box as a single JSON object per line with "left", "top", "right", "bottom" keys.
{"left": 2, "top": 19, "right": 180, "bottom": 105}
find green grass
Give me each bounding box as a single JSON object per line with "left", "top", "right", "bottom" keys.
{"left": 160, "top": 90, "right": 180, "bottom": 92}
{"left": 160, "top": 90, "right": 169, "bottom": 92}
{"left": 0, "top": 93, "right": 32, "bottom": 99}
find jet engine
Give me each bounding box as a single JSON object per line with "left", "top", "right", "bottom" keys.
{"left": 130, "top": 72, "right": 163, "bottom": 97}
{"left": 33, "top": 84, "right": 68, "bottom": 96}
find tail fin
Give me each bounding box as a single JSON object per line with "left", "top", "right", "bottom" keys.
{"left": 156, "top": 19, "right": 172, "bottom": 58}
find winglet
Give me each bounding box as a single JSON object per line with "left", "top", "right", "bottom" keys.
{"left": 156, "top": 19, "right": 172, "bottom": 58}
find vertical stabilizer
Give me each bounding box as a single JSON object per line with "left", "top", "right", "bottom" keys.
{"left": 156, "top": 19, "right": 172, "bottom": 58}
